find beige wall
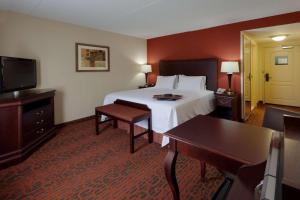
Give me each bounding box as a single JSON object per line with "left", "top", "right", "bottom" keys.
{"left": 0, "top": 11, "right": 147, "bottom": 124}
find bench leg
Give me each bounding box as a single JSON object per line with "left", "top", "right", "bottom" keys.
{"left": 95, "top": 111, "right": 100, "bottom": 135}
{"left": 113, "top": 119, "right": 118, "bottom": 128}
{"left": 130, "top": 123, "right": 134, "bottom": 153}
{"left": 148, "top": 117, "right": 153, "bottom": 143}
{"left": 200, "top": 161, "right": 206, "bottom": 181}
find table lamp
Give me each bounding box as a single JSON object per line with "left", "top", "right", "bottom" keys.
{"left": 221, "top": 61, "right": 239, "bottom": 95}
{"left": 141, "top": 64, "right": 152, "bottom": 86}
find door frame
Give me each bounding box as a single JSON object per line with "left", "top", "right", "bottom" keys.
{"left": 241, "top": 37, "right": 300, "bottom": 120}
{"left": 240, "top": 32, "right": 245, "bottom": 120}
{"left": 240, "top": 32, "right": 258, "bottom": 120}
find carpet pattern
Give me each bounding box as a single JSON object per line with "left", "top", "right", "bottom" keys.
{"left": 0, "top": 120, "right": 223, "bottom": 200}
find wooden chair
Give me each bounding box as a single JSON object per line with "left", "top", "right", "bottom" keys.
{"left": 214, "top": 106, "right": 300, "bottom": 199}
{"left": 262, "top": 106, "right": 300, "bottom": 131}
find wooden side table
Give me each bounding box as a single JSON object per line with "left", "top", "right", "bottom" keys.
{"left": 214, "top": 92, "right": 240, "bottom": 121}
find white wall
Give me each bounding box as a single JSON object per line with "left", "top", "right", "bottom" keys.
{"left": 0, "top": 11, "right": 147, "bottom": 124}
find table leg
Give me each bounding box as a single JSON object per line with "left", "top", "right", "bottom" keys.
{"left": 164, "top": 149, "right": 180, "bottom": 200}
{"left": 113, "top": 119, "right": 118, "bottom": 128}
{"left": 130, "top": 123, "right": 134, "bottom": 153}
{"left": 200, "top": 161, "right": 206, "bottom": 181}
{"left": 95, "top": 111, "right": 100, "bottom": 135}
{"left": 148, "top": 117, "right": 153, "bottom": 143}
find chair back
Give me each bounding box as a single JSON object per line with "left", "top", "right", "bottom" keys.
{"left": 262, "top": 106, "right": 300, "bottom": 131}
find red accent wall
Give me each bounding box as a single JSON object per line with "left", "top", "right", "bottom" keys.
{"left": 147, "top": 11, "right": 300, "bottom": 93}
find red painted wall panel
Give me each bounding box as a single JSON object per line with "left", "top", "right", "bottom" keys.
{"left": 147, "top": 11, "right": 300, "bottom": 93}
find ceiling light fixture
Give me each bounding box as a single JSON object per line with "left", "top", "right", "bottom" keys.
{"left": 281, "top": 45, "right": 294, "bottom": 49}
{"left": 271, "top": 35, "right": 287, "bottom": 42}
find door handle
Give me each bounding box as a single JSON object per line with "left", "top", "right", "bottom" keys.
{"left": 265, "top": 73, "right": 271, "bottom": 82}
{"left": 248, "top": 73, "right": 251, "bottom": 80}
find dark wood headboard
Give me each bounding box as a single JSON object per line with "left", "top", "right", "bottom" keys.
{"left": 159, "top": 58, "right": 218, "bottom": 91}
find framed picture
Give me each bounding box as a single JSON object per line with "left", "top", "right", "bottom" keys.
{"left": 76, "top": 43, "right": 110, "bottom": 72}
{"left": 275, "top": 56, "right": 288, "bottom": 65}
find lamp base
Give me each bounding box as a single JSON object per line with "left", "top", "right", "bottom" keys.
{"left": 226, "top": 74, "right": 235, "bottom": 96}
{"left": 145, "top": 73, "right": 148, "bottom": 86}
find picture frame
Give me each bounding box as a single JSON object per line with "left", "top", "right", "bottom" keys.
{"left": 76, "top": 43, "right": 110, "bottom": 72}
{"left": 275, "top": 56, "right": 288, "bottom": 65}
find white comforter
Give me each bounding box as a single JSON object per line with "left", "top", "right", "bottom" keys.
{"left": 103, "top": 88, "right": 215, "bottom": 146}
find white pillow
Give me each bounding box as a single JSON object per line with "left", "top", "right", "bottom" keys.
{"left": 155, "top": 75, "right": 177, "bottom": 89}
{"left": 177, "top": 75, "right": 206, "bottom": 91}
{"left": 182, "top": 75, "right": 206, "bottom": 90}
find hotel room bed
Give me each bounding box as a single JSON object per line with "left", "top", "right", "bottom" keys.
{"left": 103, "top": 87, "right": 215, "bottom": 145}
{"left": 102, "top": 58, "right": 218, "bottom": 146}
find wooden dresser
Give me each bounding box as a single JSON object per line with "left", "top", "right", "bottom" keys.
{"left": 0, "top": 89, "right": 56, "bottom": 168}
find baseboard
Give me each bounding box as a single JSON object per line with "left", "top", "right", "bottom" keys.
{"left": 56, "top": 115, "right": 95, "bottom": 129}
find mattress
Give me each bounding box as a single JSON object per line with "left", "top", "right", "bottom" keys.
{"left": 103, "top": 87, "right": 215, "bottom": 146}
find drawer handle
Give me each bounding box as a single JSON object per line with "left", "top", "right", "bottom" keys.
{"left": 36, "top": 128, "right": 45, "bottom": 134}
{"left": 35, "top": 110, "right": 45, "bottom": 116}
{"left": 219, "top": 99, "right": 230, "bottom": 104}
{"left": 36, "top": 119, "right": 45, "bottom": 125}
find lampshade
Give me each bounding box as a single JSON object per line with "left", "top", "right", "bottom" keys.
{"left": 141, "top": 64, "right": 152, "bottom": 73}
{"left": 221, "top": 61, "right": 239, "bottom": 74}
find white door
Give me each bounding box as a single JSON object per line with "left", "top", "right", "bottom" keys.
{"left": 264, "top": 47, "right": 300, "bottom": 106}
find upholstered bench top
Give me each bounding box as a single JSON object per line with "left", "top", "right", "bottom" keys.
{"left": 95, "top": 104, "right": 150, "bottom": 123}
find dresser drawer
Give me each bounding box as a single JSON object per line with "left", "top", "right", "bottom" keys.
{"left": 23, "top": 122, "right": 54, "bottom": 146}
{"left": 216, "top": 96, "right": 233, "bottom": 108}
{"left": 22, "top": 105, "right": 53, "bottom": 133}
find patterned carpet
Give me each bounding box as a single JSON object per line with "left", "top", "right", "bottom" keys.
{"left": 0, "top": 120, "right": 223, "bottom": 200}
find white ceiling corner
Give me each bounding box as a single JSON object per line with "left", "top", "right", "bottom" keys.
{"left": 0, "top": 0, "right": 300, "bottom": 39}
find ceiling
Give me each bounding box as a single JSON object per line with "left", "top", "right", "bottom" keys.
{"left": 244, "top": 23, "right": 300, "bottom": 43}
{"left": 0, "top": 0, "right": 300, "bottom": 39}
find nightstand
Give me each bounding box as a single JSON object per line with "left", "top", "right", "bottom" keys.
{"left": 138, "top": 85, "right": 154, "bottom": 89}
{"left": 214, "top": 92, "right": 240, "bottom": 121}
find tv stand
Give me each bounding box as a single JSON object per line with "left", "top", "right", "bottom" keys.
{"left": 0, "top": 89, "right": 56, "bottom": 168}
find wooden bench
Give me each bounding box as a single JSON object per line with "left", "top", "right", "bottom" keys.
{"left": 95, "top": 99, "right": 153, "bottom": 153}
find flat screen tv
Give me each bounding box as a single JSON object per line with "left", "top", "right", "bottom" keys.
{"left": 0, "top": 56, "right": 37, "bottom": 94}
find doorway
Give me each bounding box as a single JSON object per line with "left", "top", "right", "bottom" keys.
{"left": 241, "top": 23, "right": 300, "bottom": 120}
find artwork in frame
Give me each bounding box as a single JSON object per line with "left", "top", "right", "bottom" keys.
{"left": 275, "top": 56, "right": 288, "bottom": 65}
{"left": 76, "top": 43, "right": 110, "bottom": 72}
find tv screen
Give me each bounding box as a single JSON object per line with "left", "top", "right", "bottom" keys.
{"left": 0, "top": 56, "right": 37, "bottom": 93}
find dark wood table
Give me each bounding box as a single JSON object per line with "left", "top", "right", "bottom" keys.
{"left": 164, "top": 115, "right": 273, "bottom": 200}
